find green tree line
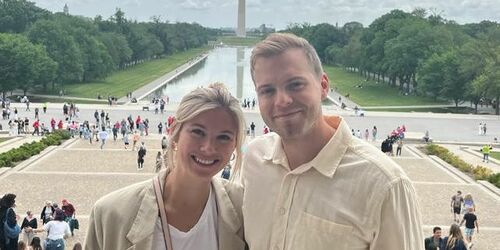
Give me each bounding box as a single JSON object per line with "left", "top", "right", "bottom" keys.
{"left": 0, "top": 0, "right": 218, "bottom": 97}
{"left": 283, "top": 9, "right": 500, "bottom": 114}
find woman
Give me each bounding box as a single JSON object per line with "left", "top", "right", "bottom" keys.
{"left": 29, "top": 237, "right": 42, "bottom": 250}
{"left": 40, "top": 201, "right": 55, "bottom": 224}
{"left": 85, "top": 83, "right": 246, "bottom": 250}
{"left": 440, "top": 224, "right": 468, "bottom": 250}
{"left": 463, "top": 193, "right": 475, "bottom": 212}
{"left": 33, "top": 209, "right": 71, "bottom": 250}
{"left": 0, "top": 193, "right": 20, "bottom": 250}
{"left": 20, "top": 211, "right": 37, "bottom": 245}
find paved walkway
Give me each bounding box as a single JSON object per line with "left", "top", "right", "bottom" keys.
{"left": 0, "top": 133, "right": 499, "bottom": 248}
{"left": 440, "top": 144, "right": 500, "bottom": 173}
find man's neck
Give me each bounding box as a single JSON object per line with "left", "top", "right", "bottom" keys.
{"left": 282, "top": 119, "right": 336, "bottom": 170}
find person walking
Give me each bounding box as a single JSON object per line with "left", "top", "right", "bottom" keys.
{"left": 61, "top": 199, "right": 76, "bottom": 236}
{"left": 98, "top": 129, "right": 108, "bottom": 150}
{"left": 451, "top": 190, "right": 464, "bottom": 223}
{"left": 137, "top": 142, "right": 147, "bottom": 170}
{"left": 0, "top": 193, "right": 20, "bottom": 250}
{"left": 396, "top": 139, "right": 403, "bottom": 156}
{"left": 440, "top": 224, "right": 468, "bottom": 250}
{"left": 481, "top": 144, "right": 492, "bottom": 163}
{"left": 132, "top": 131, "right": 140, "bottom": 151}
{"left": 460, "top": 208, "right": 478, "bottom": 248}
{"left": 372, "top": 126, "right": 378, "bottom": 141}
{"left": 33, "top": 209, "right": 71, "bottom": 250}
{"left": 250, "top": 122, "right": 256, "bottom": 138}
{"left": 40, "top": 201, "right": 55, "bottom": 224}
{"left": 20, "top": 211, "right": 37, "bottom": 245}
{"left": 424, "top": 226, "right": 442, "bottom": 250}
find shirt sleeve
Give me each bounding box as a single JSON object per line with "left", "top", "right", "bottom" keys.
{"left": 65, "top": 222, "right": 72, "bottom": 237}
{"left": 370, "top": 177, "right": 424, "bottom": 249}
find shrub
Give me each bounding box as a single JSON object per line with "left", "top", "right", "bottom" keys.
{"left": 424, "top": 144, "right": 497, "bottom": 187}
{"left": 0, "top": 130, "right": 71, "bottom": 168}
{"left": 473, "top": 166, "right": 493, "bottom": 180}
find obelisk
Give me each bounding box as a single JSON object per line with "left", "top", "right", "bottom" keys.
{"left": 236, "top": 0, "right": 246, "bottom": 37}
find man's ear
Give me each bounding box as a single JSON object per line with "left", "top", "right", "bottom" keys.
{"left": 320, "top": 73, "right": 330, "bottom": 100}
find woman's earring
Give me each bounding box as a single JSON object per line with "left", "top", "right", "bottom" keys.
{"left": 172, "top": 142, "right": 178, "bottom": 151}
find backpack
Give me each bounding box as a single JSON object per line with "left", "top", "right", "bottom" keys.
{"left": 3, "top": 208, "right": 21, "bottom": 239}
{"left": 138, "top": 147, "right": 147, "bottom": 157}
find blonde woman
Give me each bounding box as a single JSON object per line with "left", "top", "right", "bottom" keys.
{"left": 463, "top": 193, "right": 475, "bottom": 212}
{"left": 440, "top": 224, "right": 468, "bottom": 250}
{"left": 85, "top": 83, "right": 246, "bottom": 250}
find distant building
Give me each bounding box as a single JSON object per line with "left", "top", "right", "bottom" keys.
{"left": 63, "top": 4, "right": 69, "bottom": 15}
{"left": 236, "top": 0, "right": 246, "bottom": 37}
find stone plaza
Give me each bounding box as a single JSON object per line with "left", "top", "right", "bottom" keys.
{"left": 0, "top": 103, "right": 499, "bottom": 249}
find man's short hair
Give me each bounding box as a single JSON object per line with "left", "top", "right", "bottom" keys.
{"left": 457, "top": 190, "right": 462, "bottom": 194}
{"left": 250, "top": 33, "right": 323, "bottom": 81}
{"left": 433, "top": 226, "right": 441, "bottom": 233}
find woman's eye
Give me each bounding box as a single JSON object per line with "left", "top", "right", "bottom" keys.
{"left": 218, "top": 134, "right": 233, "bottom": 141}
{"left": 191, "top": 129, "right": 205, "bottom": 136}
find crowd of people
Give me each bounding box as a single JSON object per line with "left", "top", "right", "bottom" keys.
{"left": 2, "top": 32, "right": 494, "bottom": 250}
{"left": 0, "top": 194, "right": 80, "bottom": 250}
{"left": 425, "top": 191, "right": 479, "bottom": 250}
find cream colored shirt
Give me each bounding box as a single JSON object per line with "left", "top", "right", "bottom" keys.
{"left": 241, "top": 116, "right": 423, "bottom": 250}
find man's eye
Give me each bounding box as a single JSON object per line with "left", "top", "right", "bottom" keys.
{"left": 258, "top": 88, "right": 275, "bottom": 96}
{"left": 290, "top": 81, "right": 304, "bottom": 90}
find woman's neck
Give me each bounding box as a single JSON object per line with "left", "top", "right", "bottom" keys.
{"left": 163, "top": 169, "right": 212, "bottom": 231}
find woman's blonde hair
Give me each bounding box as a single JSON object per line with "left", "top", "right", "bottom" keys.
{"left": 464, "top": 193, "right": 473, "bottom": 201}
{"left": 445, "top": 224, "right": 465, "bottom": 249}
{"left": 165, "top": 83, "right": 245, "bottom": 180}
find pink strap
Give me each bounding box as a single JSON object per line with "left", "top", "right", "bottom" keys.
{"left": 153, "top": 176, "right": 174, "bottom": 250}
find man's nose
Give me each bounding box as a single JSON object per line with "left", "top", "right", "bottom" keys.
{"left": 275, "top": 90, "right": 292, "bottom": 107}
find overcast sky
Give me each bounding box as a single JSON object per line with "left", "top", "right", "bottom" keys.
{"left": 31, "top": 0, "right": 500, "bottom": 29}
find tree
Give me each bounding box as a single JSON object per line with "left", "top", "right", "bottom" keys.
{"left": 28, "top": 19, "right": 84, "bottom": 87}
{"left": 0, "top": 33, "right": 56, "bottom": 96}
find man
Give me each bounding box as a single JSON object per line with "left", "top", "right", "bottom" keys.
{"left": 451, "top": 190, "right": 464, "bottom": 223}
{"left": 424, "top": 226, "right": 442, "bottom": 250}
{"left": 137, "top": 142, "right": 147, "bottom": 170}
{"left": 460, "top": 207, "right": 479, "bottom": 247}
{"left": 98, "top": 129, "right": 108, "bottom": 150}
{"left": 481, "top": 144, "right": 492, "bottom": 163}
{"left": 241, "top": 33, "right": 423, "bottom": 249}
{"left": 250, "top": 122, "right": 256, "bottom": 137}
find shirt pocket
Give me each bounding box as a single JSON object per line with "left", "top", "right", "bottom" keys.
{"left": 290, "top": 211, "right": 353, "bottom": 250}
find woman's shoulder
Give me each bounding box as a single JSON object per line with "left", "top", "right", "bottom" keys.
{"left": 93, "top": 178, "right": 153, "bottom": 213}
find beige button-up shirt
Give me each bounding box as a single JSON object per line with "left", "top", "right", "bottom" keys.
{"left": 241, "top": 116, "right": 423, "bottom": 250}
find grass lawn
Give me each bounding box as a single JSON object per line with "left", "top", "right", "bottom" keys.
{"left": 363, "top": 107, "right": 476, "bottom": 114}
{"left": 324, "top": 66, "right": 449, "bottom": 107}
{"left": 0, "top": 138, "right": 11, "bottom": 144}
{"left": 8, "top": 96, "right": 107, "bottom": 104}
{"left": 489, "top": 152, "right": 500, "bottom": 161}
{"left": 217, "top": 36, "right": 262, "bottom": 46}
{"left": 40, "top": 47, "right": 210, "bottom": 99}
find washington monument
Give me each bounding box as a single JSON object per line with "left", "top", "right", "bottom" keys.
{"left": 237, "top": 0, "right": 246, "bottom": 37}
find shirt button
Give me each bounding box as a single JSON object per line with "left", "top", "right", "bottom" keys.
{"left": 279, "top": 207, "right": 286, "bottom": 215}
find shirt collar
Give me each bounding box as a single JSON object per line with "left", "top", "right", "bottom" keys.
{"left": 263, "top": 116, "right": 351, "bottom": 178}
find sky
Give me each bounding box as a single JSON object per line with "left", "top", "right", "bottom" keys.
{"left": 31, "top": 0, "right": 500, "bottom": 30}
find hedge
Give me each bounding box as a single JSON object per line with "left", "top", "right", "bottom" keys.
{"left": 424, "top": 144, "right": 499, "bottom": 188}
{"left": 0, "top": 130, "right": 71, "bottom": 168}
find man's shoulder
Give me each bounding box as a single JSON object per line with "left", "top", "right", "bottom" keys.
{"left": 346, "top": 139, "right": 407, "bottom": 181}
{"left": 246, "top": 133, "right": 279, "bottom": 152}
